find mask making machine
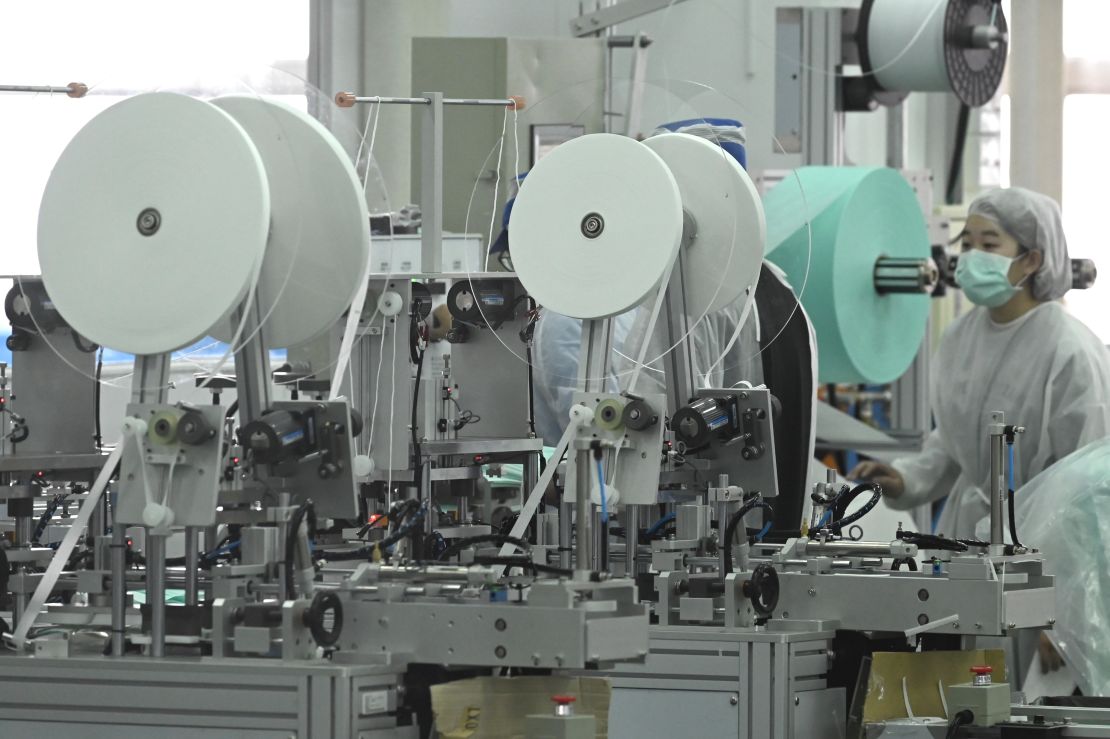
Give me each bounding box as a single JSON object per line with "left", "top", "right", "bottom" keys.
{"left": 0, "top": 89, "right": 647, "bottom": 738}
{"left": 0, "top": 22, "right": 1081, "bottom": 735}
{"left": 495, "top": 126, "right": 1057, "bottom": 738}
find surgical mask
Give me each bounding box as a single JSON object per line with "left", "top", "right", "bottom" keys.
{"left": 956, "top": 250, "right": 1030, "bottom": 308}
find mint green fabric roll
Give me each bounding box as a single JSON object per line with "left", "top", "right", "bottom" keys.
{"left": 764, "top": 167, "right": 930, "bottom": 384}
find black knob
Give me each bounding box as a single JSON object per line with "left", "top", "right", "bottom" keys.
{"left": 303, "top": 590, "right": 344, "bottom": 648}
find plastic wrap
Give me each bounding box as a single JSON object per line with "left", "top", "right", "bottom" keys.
{"left": 1010, "top": 437, "right": 1110, "bottom": 695}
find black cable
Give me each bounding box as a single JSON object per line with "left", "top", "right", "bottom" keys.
{"left": 93, "top": 347, "right": 103, "bottom": 449}
{"left": 437, "top": 534, "right": 530, "bottom": 562}
{"left": 448, "top": 397, "right": 480, "bottom": 428}
{"left": 829, "top": 483, "right": 883, "bottom": 533}
{"left": 283, "top": 499, "right": 317, "bottom": 600}
{"left": 722, "top": 499, "right": 775, "bottom": 575}
{"left": 388, "top": 499, "right": 421, "bottom": 534}
{"left": 471, "top": 554, "right": 573, "bottom": 578}
{"left": 891, "top": 557, "right": 919, "bottom": 571}
{"left": 326, "top": 506, "right": 428, "bottom": 562}
{"left": 1007, "top": 488, "right": 1023, "bottom": 549}
{"left": 225, "top": 399, "right": 239, "bottom": 419}
{"left": 522, "top": 296, "right": 538, "bottom": 438}
{"left": 32, "top": 492, "right": 70, "bottom": 545}
{"left": 897, "top": 530, "right": 968, "bottom": 552}
{"left": 945, "top": 103, "right": 972, "bottom": 205}
{"left": 70, "top": 331, "right": 98, "bottom": 354}
{"left": 409, "top": 310, "right": 427, "bottom": 512}
{"left": 0, "top": 546, "right": 9, "bottom": 599}
{"left": 945, "top": 709, "right": 974, "bottom": 739}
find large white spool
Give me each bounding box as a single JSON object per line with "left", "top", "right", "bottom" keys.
{"left": 38, "top": 92, "right": 270, "bottom": 355}
{"left": 209, "top": 96, "right": 370, "bottom": 349}
{"left": 508, "top": 133, "right": 683, "bottom": 320}
{"left": 642, "top": 132, "right": 765, "bottom": 319}
{"left": 862, "top": 0, "right": 1007, "bottom": 107}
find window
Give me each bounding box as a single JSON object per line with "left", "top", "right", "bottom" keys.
{"left": 0, "top": 1, "right": 308, "bottom": 276}
{"left": 1063, "top": 0, "right": 1110, "bottom": 341}
{"left": 1, "top": 1, "right": 308, "bottom": 363}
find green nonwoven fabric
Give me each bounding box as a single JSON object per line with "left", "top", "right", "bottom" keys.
{"left": 764, "top": 167, "right": 930, "bottom": 384}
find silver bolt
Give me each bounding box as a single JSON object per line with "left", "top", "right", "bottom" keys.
{"left": 807, "top": 587, "right": 817, "bottom": 597}
{"left": 1048, "top": 619, "right": 1056, "bottom": 626}
{"left": 794, "top": 696, "right": 800, "bottom": 706}
{"left": 730, "top": 695, "right": 739, "bottom": 706}
{"left": 1008, "top": 622, "right": 1017, "bottom": 630}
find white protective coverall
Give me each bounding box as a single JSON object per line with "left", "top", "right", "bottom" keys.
{"left": 890, "top": 188, "right": 1110, "bottom": 539}
{"left": 531, "top": 310, "right": 636, "bottom": 445}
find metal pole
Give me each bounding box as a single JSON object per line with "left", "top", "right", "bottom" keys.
{"left": 92, "top": 496, "right": 108, "bottom": 572}
{"left": 574, "top": 449, "right": 593, "bottom": 577}
{"left": 559, "top": 500, "right": 573, "bottom": 571}
{"left": 0, "top": 82, "right": 87, "bottom": 97}
{"left": 184, "top": 526, "right": 199, "bottom": 606}
{"left": 336, "top": 93, "right": 522, "bottom": 108}
{"left": 592, "top": 508, "right": 606, "bottom": 571}
{"left": 232, "top": 301, "right": 273, "bottom": 427}
{"left": 146, "top": 532, "right": 167, "bottom": 658}
{"left": 623, "top": 505, "right": 639, "bottom": 576}
{"left": 421, "top": 91, "right": 444, "bottom": 274}
{"left": 110, "top": 523, "right": 127, "bottom": 657}
{"left": 422, "top": 460, "right": 434, "bottom": 537}
{"left": 988, "top": 412, "right": 1006, "bottom": 555}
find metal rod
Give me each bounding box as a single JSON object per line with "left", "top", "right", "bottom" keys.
{"left": 335, "top": 92, "right": 524, "bottom": 109}
{"left": 184, "top": 527, "right": 199, "bottom": 606}
{"left": 988, "top": 412, "right": 1007, "bottom": 554}
{"left": 559, "top": 501, "right": 573, "bottom": 571}
{"left": 110, "top": 524, "right": 126, "bottom": 657}
{"left": 0, "top": 82, "right": 87, "bottom": 97}
{"left": 146, "top": 532, "right": 166, "bottom": 658}
{"left": 623, "top": 505, "right": 639, "bottom": 576}
{"left": 592, "top": 508, "right": 606, "bottom": 571}
{"left": 232, "top": 298, "right": 273, "bottom": 427}
{"left": 574, "top": 450, "right": 593, "bottom": 577}
{"left": 800, "top": 540, "right": 914, "bottom": 557}
{"left": 92, "top": 496, "right": 108, "bottom": 572}
{"left": 421, "top": 91, "right": 444, "bottom": 274}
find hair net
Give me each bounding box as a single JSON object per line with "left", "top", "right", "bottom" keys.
{"left": 968, "top": 187, "right": 1070, "bottom": 301}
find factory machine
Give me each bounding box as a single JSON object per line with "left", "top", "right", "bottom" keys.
{"left": 0, "top": 2, "right": 1104, "bottom": 739}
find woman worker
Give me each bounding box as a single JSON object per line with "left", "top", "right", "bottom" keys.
{"left": 850, "top": 187, "right": 1110, "bottom": 540}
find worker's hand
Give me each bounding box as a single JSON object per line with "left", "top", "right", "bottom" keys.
{"left": 846, "top": 460, "right": 905, "bottom": 497}
{"left": 1039, "top": 632, "right": 1065, "bottom": 673}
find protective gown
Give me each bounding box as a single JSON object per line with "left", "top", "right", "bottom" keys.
{"left": 890, "top": 188, "right": 1110, "bottom": 538}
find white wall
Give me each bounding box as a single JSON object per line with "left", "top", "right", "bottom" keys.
{"left": 333, "top": 0, "right": 952, "bottom": 204}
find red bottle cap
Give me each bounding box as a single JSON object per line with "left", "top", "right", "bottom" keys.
{"left": 552, "top": 695, "right": 577, "bottom": 705}
{"left": 970, "top": 665, "right": 993, "bottom": 675}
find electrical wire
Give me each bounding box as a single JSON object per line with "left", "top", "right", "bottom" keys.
{"left": 437, "top": 534, "right": 530, "bottom": 562}
{"left": 945, "top": 709, "right": 974, "bottom": 739}
{"left": 722, "top": 499, "right": 774, "bottom": 575}
{"left": 945, "top": 103, "right": 972, "bottom": 205}
{"left": 283, "top": 499, "right": 316, "bottom": 600}
{"left": 471, "top": 555, "right": 572, "bottom": 578}
{"left": 93, "top": 347, "right": 103, "bottom": 449}
{"left": 828, "top": 482, "right": 883, "bottom": 533}
{"left": 644, "top": 512, "right": 675, "bottom": 540}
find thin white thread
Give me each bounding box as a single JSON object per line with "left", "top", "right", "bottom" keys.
{"left": 484, "top": 107, "right": 510, "bottom": 269}
{"left": 162, "top": 454, "right": 179, "bottom": 507}
{"left": 366, "top": 315, "right": 389, "bottom": 462}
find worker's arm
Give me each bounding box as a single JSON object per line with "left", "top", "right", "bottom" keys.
{"left": 849, "top": 427, "right": 959, "bottom": 509}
